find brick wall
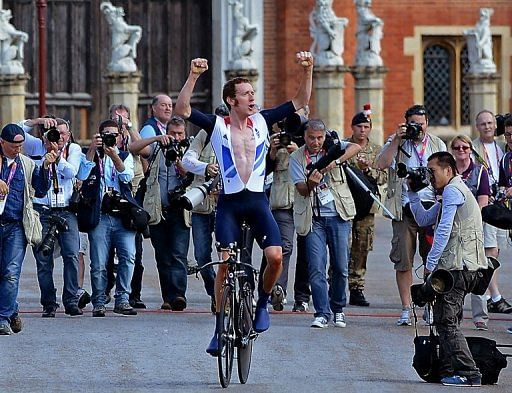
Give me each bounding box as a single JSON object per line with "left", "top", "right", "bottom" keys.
{"left": 263, "top": 0, "right": 512, "bottom": 139}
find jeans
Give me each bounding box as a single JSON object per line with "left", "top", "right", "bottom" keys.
{"left": 88, "top": 214, "right": 136, "bottom": 307}
{"left": 306, "top": 216, "right": 351, "bottom": 320}
{"left": 33, "top": 207, "right": 80, "bottom": 309}
{"left": 191, "top": 212, "right": 216, "bottom": 297}
{"left": 0, "top": 223, "right": 27, "bottom": 324}
{"left": 293, "top": 234, "right": 311, "bottom": 303}
{"left": 150, "top": 209, "right": 189, "bottom": 303}
{"left": 259, "top": 208, "right": 294, "bottom": 294}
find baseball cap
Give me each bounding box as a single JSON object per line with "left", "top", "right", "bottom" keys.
{"left": 0, "top": 124, "right": 25, "bottom": 143}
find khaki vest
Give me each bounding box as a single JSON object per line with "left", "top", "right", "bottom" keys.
{"left": 190, "top": 131, "right": 217, "bottom": 215}
{"left": 383, "top": 134, "right": 445, "bottom": 221}
{"left": 437, "top": 176, "right": 487, "bottom": 271}
{"left": 268, "top": 148, "right": 294, "bottom": 210}
{"left": 143, "top": 150, "right": 191, "bottom": 227}
{"left": 18, "top": 154, "right": 43, "bottom": 246}
{"left": 291, "top": 146, "right": 356, "bottom": 236}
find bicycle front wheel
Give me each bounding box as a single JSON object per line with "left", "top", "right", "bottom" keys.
{"left": 237, "top": 281, "right": 254, "bottom": 384}
{"left": 218, "top": 285, "right": 234, "bottom": 388}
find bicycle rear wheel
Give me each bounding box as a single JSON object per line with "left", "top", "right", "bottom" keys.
{"left": 218, "top": 285, "right": 234, "bottom": 388}
{"left": 237, "top": 281, "right": 254, "bottom": 384}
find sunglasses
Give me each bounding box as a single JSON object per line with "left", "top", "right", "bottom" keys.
{"left": 452, "top": 146, "right": 470, "bottom": 151}
{"left": 504, "top": 133, "right": 512, "bottom": 137}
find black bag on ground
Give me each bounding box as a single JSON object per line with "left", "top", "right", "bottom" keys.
{"left": 465, "top": 337, "right": 509, "bottom": 385}
{"left": 481, "top": 202, "right": 512, "bottom": 229}
{"left": 413, "top": 332, "right": 441, "bottom": 383}
{"left": 344, "top": 164, "right": 379, "bottom": 221}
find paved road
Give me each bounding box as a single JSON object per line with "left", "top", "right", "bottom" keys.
{"left": 1, "top": 217, "right": 512, "bottom": 392}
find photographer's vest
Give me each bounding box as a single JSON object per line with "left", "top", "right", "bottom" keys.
{"left": 268, "top": 147, "right": 294, "bottom": 210}
{"left": 291, "top": 145, "right": 356, "bottom": 236}
{"left": 143, "top": 148, "right": 191, "bottom": 227}
{"left": 437, "top": 176, "right": 487, "bottom": 271}
{"left": 189, "top": 130, "right": 217, "bottom": 215}
{"left": 383, "top": 134, "right": 445, "bottom": 221}
{"left": 19, "top": 154, "right": 43, "bottom": 246}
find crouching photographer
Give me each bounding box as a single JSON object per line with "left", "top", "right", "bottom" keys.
{"left": 79, "top": 119, "right": 139, "bottom": 317}
{"left": 19, "top": 116, "right": 83, "bottom": 318}
{"left": 130, "top": 115, "right": 192, "bottom": 311}
{"left": 407, "top": 151, "right": 487, "bottom": 387}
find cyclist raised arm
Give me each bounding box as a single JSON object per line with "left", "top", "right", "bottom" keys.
{"left": 175, "top": 51, "right": 314, "bottom": 356}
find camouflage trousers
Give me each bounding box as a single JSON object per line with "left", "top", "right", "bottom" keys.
{"left": 348, "top": 214, "right": 375, "bottom": 291}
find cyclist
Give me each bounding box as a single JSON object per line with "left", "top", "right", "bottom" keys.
{"left": 175, "top": 51, "right": 313, "bottom": 355}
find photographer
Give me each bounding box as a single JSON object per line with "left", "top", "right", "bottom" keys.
{"left": 289, "top": 119, "right": 361, "bottom": 328}
{"left": 20, "top": 117, "right": 83, "bottom": 317}
{"left": 376, "top": 104, "right": 446, "bottom": 326}
{"left": 82, "top": 119, "right": 137, "bottom": 317}
{"left": 408, "top": 151, "right": 485, "bottom": 387}
{"left": 130, "top": 115, "right": 192, "bottom": 311}
{"left": 0, "top": 124, "right": 55, "bottom": 335}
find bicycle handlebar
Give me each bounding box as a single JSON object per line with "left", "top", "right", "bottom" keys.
{"left": 188, "top": 258, "right": 259, "bottom": 276}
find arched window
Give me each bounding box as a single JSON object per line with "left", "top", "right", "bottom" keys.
{"left": 423, "top": 44, "right": 452, "bottom": 126}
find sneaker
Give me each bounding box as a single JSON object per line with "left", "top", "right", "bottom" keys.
{"left": 474, "top": 321, "right": 488, "bottom": 331}
{"left": 64, "top": 305, "right": 83, "bottom": 316}
{"left": 129, "top": 298, "right": 147, "bottom": 309}
{"left": 113, "top": 302, "right": 137, "bottom": 316}
{"left": 92, "top": 305, "right": 106, "bottom": 317}
{"left": 507, "top": 326, "right": 512, "bottom": 334}
{"left": 349, "top": 289, "right": 370, "bottom": 307}
{"left": 105, "top": 294, "right": 112, "bottom": 305}
{"left": 253, "top": 301, "right": 270, "bottom": 333}
{"left": 42, "top": 304, "right": 58, "bottom": 318}
{"left": 397, "top": 308, "right": 412, "bottom": 326}
{"left": 311, "top": 316, "right": 328, "bottom": 328}
{"left": 9, "top": 315, "right": 22, "bottom": 333}
{"left": 422, "top": 307, "right": 434, "bottom": 325}
{"left": 0, "top": 322, "right": 12, "bottom": 335}
{"left": 270, "top": 284, "right": 285, "bottom": 311}
{"left": 170, "top": 296, "right": 187, "bottom": 311}
{"left": 441, "top": 375, "right": 481, "bottom": 387}
{"left": 77, "top": 289, "right": 91, "bottom": 309}
{"left": 333, "top": 312, "right": 347, "bottom": 328}
{"left": 161, "top": 302, "right": 172, "bottom": 310}
{"left": 206, "top": 333, "right": 219, "bottom": 357}
{"left": 488, "top": 297, "right": 512, "bottom": 314}
{"left": 292, "top": 301, "right": 309, "bottom": 312}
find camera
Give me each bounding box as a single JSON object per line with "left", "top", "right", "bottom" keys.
{"left": 38, "top": 214, "right": 69, "bottom": 257}
{"left": 44, "top": 126, "right": 60, "bottom": 143}
{"left": 403, "top": 122, "right": 423, "bottom": 140}
{"left": 396, "top": 162, "right": 431, "bottom": 192}
{"left": 178, "top": 174, "right": 220, "bottom": 211}
{"left": 101, "top": 133, "right": 117, "bottom": 148}
{"left": 276, "top": 113, "right": 307, "bottom": 147}
{"left": 160, "top": 138, "right": 192, "bottom": 166}
{"left": 411, "top": 269, "right": 454, "bottom": 307}
{"left": 495, "top": 113, "right": 511, "bottom": 136}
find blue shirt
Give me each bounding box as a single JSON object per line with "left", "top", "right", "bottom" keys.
{"left": 408, "top": 180, "right": 465, "bottom": 271}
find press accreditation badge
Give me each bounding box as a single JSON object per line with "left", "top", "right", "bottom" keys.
{"left": 50, "top": 188, "right": 65, "bottom": 208}
{"left": 317, "top": 182, "right": 334, "bottom": 205}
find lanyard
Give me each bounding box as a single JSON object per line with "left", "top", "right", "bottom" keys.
{"left": 3, "top": 161, "right": 17, "bottom": 187}
{"left": 482, "top": 141, "right": 500, "bottom": 179}
{"left": 412, "top": 135, "right": 429, "bottom": 166}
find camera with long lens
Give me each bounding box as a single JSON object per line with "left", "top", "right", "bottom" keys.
{"left": 411, "top": 269, "right": 454, "bottom": 307}
{"left": 167, "top": 173, "right": 194, "bottom": 207}
{"left": 38, "top": 214, "right": 69, "bottom": 257}
{"left": 276, "top": 113, "right": 307, "bottom": 148}
{"left": 396, "top": 162, "right": 430, "bottom": 192}
{"left": 178, "top": 174, "right": 220, "bottom": 211}
{"left": 403, "top": 122, "right": 423, "bottom": 140}
{"left": 495, "top": 113, "right": 511, "bottom": 136}
{"left": 44, "top": 126, "right": 61, "bottom": 143}
{"left": 101, "top": 133, "right": 117, "bottom": 148}
{"left": 160, "top": 138, "right": 192, "bottom": 166}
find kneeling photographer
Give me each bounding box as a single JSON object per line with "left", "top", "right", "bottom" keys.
{"left": 130, "top": 115, "right": 192, "bottom": 311}
{"left": 79, "top": 119, "right": 138, "bottom": 317}
{"left": 20, "top": 116, "right": 83, "bottom": 318}
{"left": 407, "top": 151, "right": 487, "bottom": 387}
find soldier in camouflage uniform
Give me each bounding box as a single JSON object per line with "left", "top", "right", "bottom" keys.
{"left": 344, "top": 111, "right": 387, "bottom": 306}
